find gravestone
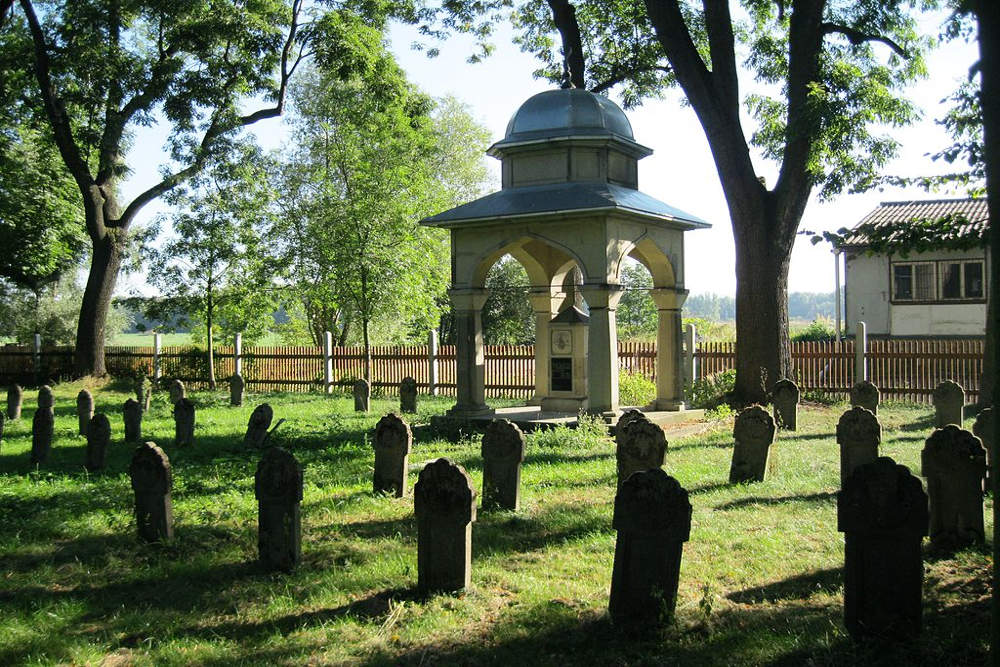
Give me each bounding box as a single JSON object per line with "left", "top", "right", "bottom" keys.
{"left": 77, "top": 389, "right": 94, "bottom": 436}
{"left": 85, "top": 413, "right": 111, "bottom": 472}
{"left": 921, "top": 425, "right": 986, "bottom": 548}
{"left": 0, "top": 412, "right": 5, "bottom": 453}
{"left": 414, "top": 458, "right": 476, "bottom": 593}
{"left": 932, "top": 380, "right": 965, "bottom": 427}
{"left": 129, "top": 442, "right": 174, "bottom": 542}
{"left": 838, "top": 457, "right": 927, "bottom": 640}
{"left": 168, "top": 378, "right": 186, "bottom": 405}
{"left": 771, "top": 379, "right": 799, "bottom": 430}
{"left": 7, "top": 383, "right": 22, "bottom": 420}
{"left": 614, "top": 409, "right": 646, "bottom": 442}
{"left": 174, "top": 398, "right": 195, "bottom": 447}
{"left": 729, "top": 405, "right": 776, "bottom": 483}
{"left": 616, "top": 414, "right": 667, "bottom": 489}
{"left": 481, "top": 419, "right": 526, "bottom": 511}
{"left": 837, "top": 407, "right": 881, "bottom": 486}
{"left": 123, "top": 398, "right": 143, "bottom": 442}
{"left": 850, "top": 380, "right": 880, "bottom": 416}
{"left": 136, "top": 375, "right": 152, "bottom": 412}
{"left": 609, "top": 468, "right": 691, "bottom": 629}
{"left": 230, "top": 373, "right": 245, "bottom": 407}
{"left": 400, "top": 376, "right": 418, "bottom": 414}
{"left": 244, "top": 404, "right": 274, "bottom": 448}
{"left": 255, "top": 446, "right": 303, "bottom": 571}
{"left": 373, "top": 413, "right": 412, "bottom": 497}
{"left": 30, "top": 386, "right": 55, "bottom": 465}
{"left": 973, "top": 407, "right": 994, "bottom": 491}
{"left": 353, "top": 379, "right": 370, "bottom": 413}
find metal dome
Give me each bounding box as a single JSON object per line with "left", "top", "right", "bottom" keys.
{"left": 491, "top": 89, "right": 638, "bottom": 149}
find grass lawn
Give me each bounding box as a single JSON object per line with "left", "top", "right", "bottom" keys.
{"left": 0, "top": 382, "right": 990, "bottom": 665}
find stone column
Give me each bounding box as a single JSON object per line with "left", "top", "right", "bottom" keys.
{"left": 428, "top": 329, "right": 439, "bottom": 396}
{"left": 581, "top": 285, "right": 624, "bottom": 417}
{"left": 153, "top": 333, "right": 162, "bottom": 380}
{"left": 527, "top": 290, "right": 559, "bottom": 405}
{"left": 234, "top": 332, "right": 243, "bottom": 377}
{"left": 323, "top": 331, "right": 334, "bottom": 394}
{"left": 447, "top": 288, "right": 493, "bottom": 418}
{"left": 649, "top": 288, "right": 688, "bottom": 411}
{"left": 683, "top": 322, "right": 697, "bottom": 388}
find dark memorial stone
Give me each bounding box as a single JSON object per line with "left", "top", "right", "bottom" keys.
{"left": 850, "top": 380, "right": 880, "bottom": 416}
{"left": 30, "top": 386, "right": 54, "bottom": 465}
{"left": 921, "top": 425, "right": 986, "bottom": 548}
{"left": 616, "top": 414, "right": 667, "bottom": 489}
{"left": 414, "top": 458, "right": 476, "bottom": 593}
{"left": 86, "top": 413, "right": 111, "bottom": 472}
{"left": 481, "top": 419, "right": 526, "bottom": 511}
{"left": 174, "top": 398, "right": 195, "bottom": 447}
{"left": 255, "top": 446, "right": 303, "bottom": 571}
{"left": 136, "top": 375, "right": 152, "bottom": 412}
{"left": 373, "top": 413, "right": 412, "bottom": 497}
{"left": 353, "top": 379, "right": 370, "bottom": 413}
{"left": 609, "top": 468, "right": 691, "bottom": 630}
{"left": 0, "top": 412, "right": 4, "bottom": 453}
{"left": 230, "top": 373, "right": 245, "bottom": 407}
{"left": 123, "top": 398, "right": 143, "bottom": 443}
{"left": 837, "top": 407, "right": 881, "bottom": 486}
{"left": 129, "top": 442, "right": 173, "bottom": 542}
{"left": 932, "top": 380, "right": 964, "bottom": 427}
{"left": 550, "top": 357, "right": 573, "bottom": 392}
{"left": 838, "top": 457, "right": 927, "bottom": 640}
{"left": 771, "top": 378, "right": 799, "bottom": 430}
{"left": 615, "top": 409, "right": 646, "bottom": 439}
{"left": 729, "top": 405, "right": 776, "bottom": 483}
{"left": 973, "top": 407, "right": 994, "bottom": 491}
{"left": 7, "top": 383, "right": 22, "bottom": 420}
{"left": 168, "top": 379, "right": 186, "bottom": 405}
{"left": 77, "top": 389, "right": 94, "bottom": 436}
{"left": 400, "top": 376, "right": 418, "bottom": 414}
{"left": 244, "top": 403, "right": 274, "bottom": 448}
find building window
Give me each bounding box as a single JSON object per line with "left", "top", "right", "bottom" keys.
{"left": 891, "top": 259, "right": 986, "bottom": 302}
{"left": 892, "top": 262, "right": 935, "bottom": 301}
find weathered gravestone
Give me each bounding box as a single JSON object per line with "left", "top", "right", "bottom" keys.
{"left": 850, "top": 380, "right": 880, "bottom": 416}
{"left": 921, "top": 424, "right": 986, "bottom": 548}
{"left": 973, "top": 407, "right": 994, "bottom": 491}
{"left": 373, "top": 413, "right": 412, "bottom": 497}
{"left": 771, "top": 379, "right": 799, "bottom": 430}
{"left": 616, "top": 414, "right": 667, "bottom": 489}
{"left": 838, "top": 457, "right": 927, "bottom": 640}
{"left": 0, "top": 412, "right": 5, "bottom": 453}
{"left": 129, "top": 442, "right": 173, "bottom": 542}
{"left": 400, "top": 376, "right": 418, "bottom": 414}
{"left": 7, "top": 383, "right": 22, "bottom": 420}
{"left": 30, "top": 386, "right": 55, "bottom": 465}
{"left": 167, "top": 378, "right": 186, "bottom": 405}
{"left": 609, "top": 468, "right": 691, "bottom": 630}
{"left": 76, "top": 389, "right": 94, "bottom": 436}
{"left": 85, "top": 413, "right": 111, "bottom": 472}
{"left": 123, "top": 398, "right": 143, "bottom": 443}
{"left": 481, "top": 419, "right": 526, "bottom": 511}
{"left": 244, "top": 404, "right": 274, "bottom": 448}
{"left": 837, "top": 407, "right": 881, "bottom": 486}
{"left": 255, "top": 446, "right": 303, "bottom": 571}
{"left": 230, "top": 373, "right": 245, "bottom": 407}
{"left": 729, "top": 405, "right": 776, "bottom": 483}
{"left": 933, "top": 380, "right": 965, "bottom": 427}
{"left": 414, "top": 458, "right": 476, "bottom": 593}
{"left": 615, "top": 409, "right": 646, "bottom": 440}
{"left": 353, "top": 379, "right": 371, "bottom": 413}
{"left": 174, "top": 398, "right": 195, "bottom": 447}
{"left": 136, "top": 375, "right": 152, "bottom": 412}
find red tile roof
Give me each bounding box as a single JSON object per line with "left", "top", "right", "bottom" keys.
{"left": 843, "top": 198, "right": 988, "bottom": 248}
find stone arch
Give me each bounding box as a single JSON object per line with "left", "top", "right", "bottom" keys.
{"left": 470, "top": 234, "right": 588, "bottom": 289}
{"left": 618, "top": 237, "right": 677, "bottom": 289}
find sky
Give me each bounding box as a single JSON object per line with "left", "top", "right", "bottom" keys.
{"left": 119, "top": 11, "right": 980, "bottom": 299}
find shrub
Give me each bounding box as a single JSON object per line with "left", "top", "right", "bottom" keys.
{"left": 618, "top": 369, "right": 656, "bottom": 407}
{"left": 685, "top": 369, "right": 736, "bottom": 409}
{"left": 791, "top": 318, "right": 836, "bottom": 342}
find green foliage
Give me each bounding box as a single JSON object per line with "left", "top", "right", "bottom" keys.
{"left": 617, "top": 261, "right": 656, "bottom": 341}
{"left": 682, "top": 317, "right": 735, "bottom": 343}
{"left": 482, "top": 257, "right": 534, "bottom": 345}
{"left": 685, "top": 369, "right": 736, "bottom": 409}
{"left": 0, "top": 277, "right": 131, "bottom": 345}
{"left": 791, "top": 318, "right": 837, "bottom": 342}
{"left": 618, "top": 369, "right": 656, "bottom": 407}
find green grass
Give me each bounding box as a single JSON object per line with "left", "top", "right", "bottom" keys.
{"left": 0, "top": 384, "right": 990, "bottom": 665}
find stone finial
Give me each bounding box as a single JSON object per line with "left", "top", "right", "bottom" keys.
{"left": 414, "top": 458, "right": 476, "bottom": 593}
{"left": 173, "top": 398, "right": 195, "bottom": 447}
{"left": 244, "top": 404, "right": 274, "bottom": 448}
{"left": 616, "top": 414, "right": 667, "bottom": 488}
{"left": 230, "top": 373, "right": 245, "bottom": 407}
{"left": 353, "top": 379, "right": 371, "bottom": 413}
{"left": 76, "top": 389, "right": 94, "bottom": 436}
{"left": 729, "top": 405, "right": 776, "bottom": 483}
{"left": 836, "top": 406, "right": 881, "bottom": 486}
{"left": 771, "top": 378, "right": 799, "bottom": 430}
{"left": 255, "top": 446, "right": 303, "bottom": 571}
{"left": 123, "top": 398, "right": 143, "bottom": 443}
{"left": 609, "top": 468, "right": 691, "bottom": 629}
{"left": 85, "top": 413, "right": 111, "bottom": 472}
{"left": 37, "top": 385, "right": 54, "bottom": 409}
{"left": 400, "top": 376, "right": 418, "bottom": 414}
{"left": 373, "top": 413, "right": 413, "bottom": 497}
{"left": 7, "top": 383, "right": 22, "bottom": 420}
{"left": 129, "top": 442, "right": 174, "bottom": 542}
{"left": 850, "top": 380, "right": 879, "bottom": 415}
{"left": 932, "top": 380, "right": 965, "bottom": 427}
{"left": 481, "top": 419, "right": 526, "bottom": 511}
{"left": 168, "top": 379, "right": 186, "bottom": 405}
{"left": 838, "top": 457, "right": 927, "bottom": 640}
{"left": 136, "top": 375, "right": 152, "bottom": 412}
{"left": 921, "top": 425, "right": 987, "bottom": 548}
{"left": 973, "top": 407, "right": 994, "bottom": 490}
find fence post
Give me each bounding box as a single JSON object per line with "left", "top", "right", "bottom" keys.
{"left": 855, "top": 321, "right": 867, "bottom": 382}
{"left": 234, "top": 332, "right": 243, "bottom": 377}
{"left": 428, "top": 329, "right": 439, "bottom": 396}
{"left": 33, "top": 333, "right": 41, "bottom": 383}
{"left": 683, "top": 323, "right": 697, "bottom": 388}
{"left": 153, "top": 333, "right": 162, "bottom": 380}
{"left": 323, "top": 331, "right": 333, "bottom": 394}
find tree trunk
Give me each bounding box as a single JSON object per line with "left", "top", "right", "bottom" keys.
{"left": 362, "top": 316, "right": 371, "bottom": 383}
{"left": 207, "top": 291, "right": 216, "bottom": 390}
{"left": 74, "top": 223, "right": 123, "bottom": 377}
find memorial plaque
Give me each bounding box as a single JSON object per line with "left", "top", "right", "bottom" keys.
{"left": 551, "top": 357, "right": 573, "bottom": 392}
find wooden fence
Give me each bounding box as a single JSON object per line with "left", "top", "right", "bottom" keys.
{"left": 0, "top": 337, "right": 985, "bottom": 403}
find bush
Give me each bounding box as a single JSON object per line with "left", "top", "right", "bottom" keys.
{"left": 791, "top": 318, "right": 836, "bottom": 342}
{"left": 529, "top": 412, "right": 609, "bottom": 449}
{"left": 685, "top": 369, "right": 736, "bottom": 409}
{"left": 618, "top": 369, "right": 655, "bottom": 407}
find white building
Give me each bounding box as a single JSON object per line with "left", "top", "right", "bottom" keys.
{"left": 843, "top": 198, "right": 989, "bottom": 337}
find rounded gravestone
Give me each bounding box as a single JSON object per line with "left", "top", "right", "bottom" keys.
{"left": 932, "top": 380, "right": 965, "bottom": 427}
{"left": 836, "top": 406, "right": 881, "bottom": 486}
{"left": 399, "top": 377, "right": 418, "bottom": 414}
{"left": 771, "top": 379, "right": 799, "bottom": 430}
{"left": 7, "top": 383, "right": 22, "bottom": 420}
{"left": 921, "top": 425, "right": 987, "bottom": 548}
{"left": 255, "top": 446, "right": 304, "bottom": 571}
{"left": 168, "top": 379, "right": 186, "bottom": 405}
{"left": 129, "top": 442, "right": 174, "bottom": 542}
{"left": 414, "top": 458, "right": 476, "bottom": 593}
{"left": 37, "top": 385, "right": 54, "bottom": 409}
{"left": 123, "top": 398, "right": 143, "bottom": 442}
{"left": 244, "top": 404, "right": 274, "bottom": 448}
{"left": 973, "top": 407, "right": 994, "bottom": 491}
{"left": 173, "top": 398, "right": 195, "bottom": 447}
{"left": 729, "top": 405, "right": 776, "bottom": 483}
{"left": 616, "top": 415, "right": 667, "bottom": 489}
{"left": 353, "top": 379, "right": 371, "bottom": 413}
{"left": 481, "top": 419, "right": 526, "bottom": 511}
{"left": 77, "top": 389, "right": 94, "bottom": 436}
{"left": 373, "top": 413, "right": 413, "bottom": 497}
{"left": 850, "top": 380, "right": 880, "bottom": 416}
{"left": 230, "top": 373, "right": 245, "bottom": 407}
{"left": 86, "top": 413, "right": 112, "bottom": 472}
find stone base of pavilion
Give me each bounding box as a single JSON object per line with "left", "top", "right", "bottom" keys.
{"left": 430, "top": 406, "right": 706, "bottom": 434}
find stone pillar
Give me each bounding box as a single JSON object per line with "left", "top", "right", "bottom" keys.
{"left": 255, "top": 446, "right": 303, "bottom": 571}
{"left": 414, "top": 458, "right": 477, "bottom": 593}
{"left": 129, "top": 442, "right": 174, "bottom": 542}
{"left": 234, "top": 332, "right": 243, "bottom": 378}
{"left": 527, "top": 290, "right": 559, "bottom": 405}
{"left": 153, "top": 333, "right": 162, "bottom": 380}
{"left": 581, "top": 285, "right": 624, "bottom": 417}
{"left": 323, "top": 331, "right": 334, "bottom": 394}
{"left": 683, "top": 322, "right": 697, "bottom": 388}
{"left": 649, "top": 288, "right": 687, "bottom": 411}
{"left": 447, "top": 288, "right": 493, "bottom": 418}
{"left": 855, "top": 321, "right": 867, "bottom": 383}
{"left": 428, "top": 329, "right": 439, "bottom": 396}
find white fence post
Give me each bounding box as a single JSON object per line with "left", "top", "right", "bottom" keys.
{"left": 683, "top": 322, "right": 697, "bottom": 388}
{"left": 428, "top": 329, "right": 439, "bottom": 396}
{"left": 234, "top": 332, "right": 243, "bottom": 377}
{"left": 855, "top": 321, "right": 867, "bottom": 382}
{"left": 33, "top": 333, "right": 41, "bottom": 381}
{"left": 153, "top": 333, "right": 162, "bottom": 380}
{"left": 323, "top": 331, "right": 333, "bottom": 394}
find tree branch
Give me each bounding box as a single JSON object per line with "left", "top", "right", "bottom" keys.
{"left": 821, "top": 21, "right": 908, "bottom": 57}
{"left": 0, "top": 0, "right": 14, "bottom": 28}
{"left": 546, "top": 0, "right": 586, "bottom": 88}
{"left": 704, "top": 0, "right": 739, "bottom": 109}
{"left": 589, "top": 64, "right": 671, "bottom": 94}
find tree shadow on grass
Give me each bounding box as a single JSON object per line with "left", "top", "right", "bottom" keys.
{"left": 898, "top": 413, "right": 936, "bottom": 433}
{"left": 473, "top": 504, "right": 611, "bottom": 558}
{"left": 714, "top": 491, "right": 837, "bottom": 512}
{"left": 727, "top": 567, "right": 842, "bottom": 604}
{"left": 522, "top": 450, "right": 614, "bottom": 466}
{"left": 668, "top": 440, "right": 733, "bottom": 452}
{"left": 686, "top": 480, "right": 738, "bottom": 496}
